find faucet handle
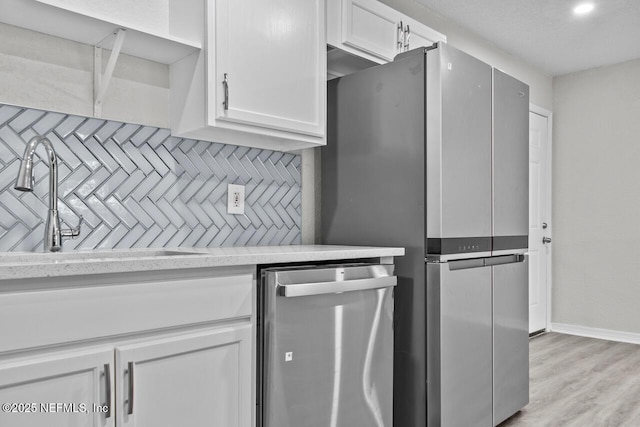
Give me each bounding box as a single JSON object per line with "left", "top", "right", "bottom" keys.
{"left": 61, "top": 215, "right": 83, "bottom": 239}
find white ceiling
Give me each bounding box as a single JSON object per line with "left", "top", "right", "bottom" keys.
{"left": 414, "top": 0, "right": 640, "bottom": 76}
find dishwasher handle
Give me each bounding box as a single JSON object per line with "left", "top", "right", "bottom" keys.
{"left": 280, "top": 276, "right": 397, "bottom": 297}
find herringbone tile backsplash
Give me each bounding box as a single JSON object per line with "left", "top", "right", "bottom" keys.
{"left": 0, "top": 104, "right": 301, "bottom": 252}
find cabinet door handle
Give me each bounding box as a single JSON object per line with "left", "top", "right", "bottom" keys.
{"left": 126, "top": 362, "right": 134, "bottom": 415}
{"left": 103, "top": 364, "right": 111, "bottom": 419}
{"left": 397, "top": 21, "right": 404, "bottom": 50}
{"left": 223, "top": 73, "right": 229, "bottom": 110}
{"left": 404, "top": 25, "right": 411, "bottom": 51}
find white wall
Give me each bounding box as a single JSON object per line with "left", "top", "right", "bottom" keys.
{"left": 552, "top": 58, "right": 640, "bottom": 334}
{"left": 380, "top": 0, "right": 553, "bottom": 110}
{"left": 0, "top": 23, "right": 169, "bottom": 128}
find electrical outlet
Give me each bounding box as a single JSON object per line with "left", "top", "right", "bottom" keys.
{"left": 227, "top": 184, "right": 245, "bottom": 215}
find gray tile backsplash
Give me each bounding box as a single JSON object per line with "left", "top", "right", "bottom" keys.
{"left": 0, "top": 104, "right": 301, "bottom": 252}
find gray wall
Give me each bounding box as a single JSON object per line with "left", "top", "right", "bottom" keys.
{"left": 553, "top": 58, "right": 640, "bottom": 333}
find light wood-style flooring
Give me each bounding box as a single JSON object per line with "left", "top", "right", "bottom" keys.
{"left": 500, "top": 332, "right": 640, "bottom": 427}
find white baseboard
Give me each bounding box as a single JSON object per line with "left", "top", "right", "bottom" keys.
{"left": 550, "top": 323, "right": 640, "bottom": 345}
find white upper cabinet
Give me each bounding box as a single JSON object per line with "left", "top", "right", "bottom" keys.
{"left": 0, "top": 0, "right": 203, "bottom": 64}
{"left": 327, "top": 0, "right": 446, "bottom": 64}
{"left": 339, "top": 0, "right": 404, "bottom": 62}
{"left": 171, "top": 0, "right": 326, "bottom": 152}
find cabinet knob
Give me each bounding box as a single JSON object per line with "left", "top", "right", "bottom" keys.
{"left": 542, "top": 237, "right": 552, "bottom": 244}
{"left": 542, "top": 222, "right": 548, "bottom": 229}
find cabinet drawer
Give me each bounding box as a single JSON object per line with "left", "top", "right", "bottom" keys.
{"left": 0, "top": 274, "right": 252, "bottom": 353}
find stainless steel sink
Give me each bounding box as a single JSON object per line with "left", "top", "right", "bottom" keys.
{"left": 0, "top": 249, "right": 209, "bottom": 264}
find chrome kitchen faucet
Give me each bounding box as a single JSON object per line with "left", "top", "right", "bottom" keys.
{"left": 14, "top": 135, "right": 82, "bottom": 252}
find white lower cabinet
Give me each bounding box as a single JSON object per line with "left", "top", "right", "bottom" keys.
{"left": 0, "top": 269, "right": 255, "bottom": 427}
{"left": 0, "top": 348, "right": 115, "bottom": 427}
{"left": 116, "top": 326, "right": 252, "bottom": 427}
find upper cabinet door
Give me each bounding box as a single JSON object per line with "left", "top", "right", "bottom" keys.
{"left": 210, "top": 0, "right": 325, "bottom": 138}
{"left": 340, "top": 0, "right": 404, "bottom": 62}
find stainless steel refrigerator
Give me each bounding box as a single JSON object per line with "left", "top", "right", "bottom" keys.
{"left": 322, "top": 42, "right": 529, "bottom": 427}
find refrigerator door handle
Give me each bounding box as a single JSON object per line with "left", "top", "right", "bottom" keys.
{"left": 484, "top": 254, "right": 526, "bottom": 266}
{"left": 447, "top": 258, "right": 486, "bottom": 271}
{"left": 279, "top": 276, "right": 397, "bottom": 297}
{"left": 447, "top": 254, "right": 525, "bottom": 270}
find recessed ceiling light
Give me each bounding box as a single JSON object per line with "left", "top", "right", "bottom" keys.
{"left": 574, "top": 3, "right": 595, "bottom": 15}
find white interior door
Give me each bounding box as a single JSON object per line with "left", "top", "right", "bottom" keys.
{"left": 529, "top": 110, "right": 551, "bottom": 333}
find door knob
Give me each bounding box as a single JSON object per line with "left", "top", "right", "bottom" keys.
{"left": 542, "top": 237, "right": 552, "bottom": 244}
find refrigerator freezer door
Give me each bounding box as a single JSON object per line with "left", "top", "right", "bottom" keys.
{"left": 427, "top": 260, "right": 493, "bottom": 427}
{"left": 492, "top": 69, "right": 530, "bottom": 252}
{"left": 426, "top": 43, "right": 493, "bottom": 255}
{"left": 492, "top": 256, "right": 529, "bottom": 424}
{"left": 261, "top": 266, "right": 394, "bottom": 427}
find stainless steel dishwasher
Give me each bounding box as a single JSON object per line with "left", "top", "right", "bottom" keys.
{"left": 257, "top": 264, "right": 396, "bottom": 427}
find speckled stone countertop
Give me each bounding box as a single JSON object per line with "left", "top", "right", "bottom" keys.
{"left": 0, "top": 245, "right": 404, "bottom": 280}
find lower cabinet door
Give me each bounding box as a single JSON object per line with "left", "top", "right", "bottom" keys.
{"left": 0, "top": 348, "right": 114, "bottom": 427}
{"left": 116, "top": 325, "right": 252, "bottom": 427}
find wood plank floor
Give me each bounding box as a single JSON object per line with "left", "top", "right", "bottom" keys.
{"left": 500, "top": 332, "right": 640, "bottom": 427}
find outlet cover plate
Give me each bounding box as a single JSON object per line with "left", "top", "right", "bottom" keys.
{"left": 227, "top": 183, "right": 245, "bottom": 215}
